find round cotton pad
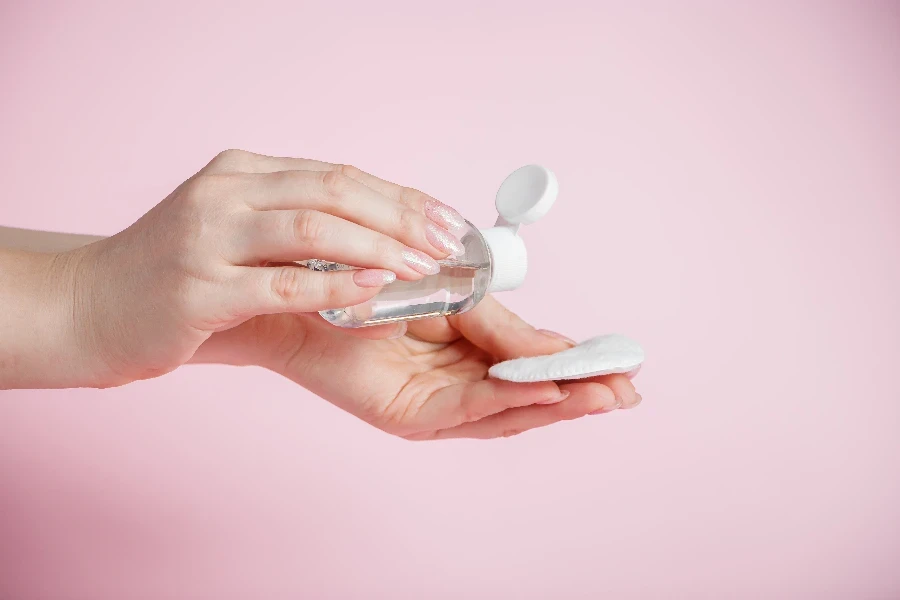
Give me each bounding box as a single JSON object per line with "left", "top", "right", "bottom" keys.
{"left": 488, "top": 334, "right": 645, "bottom": 383}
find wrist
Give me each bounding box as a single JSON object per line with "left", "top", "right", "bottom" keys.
{"left": 0, "top": 246, "right": 111, "bottom": 389}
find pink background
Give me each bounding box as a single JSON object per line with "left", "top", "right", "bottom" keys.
{"left": 2, "top": 1, "right": 899, "bottom": 598}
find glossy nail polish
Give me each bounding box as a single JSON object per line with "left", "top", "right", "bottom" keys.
{"left": 401, "top": 249, "right": 441, "bottom": 275}
{"left": 425, "top": 223, "right": 465, "bottom": 256}
{"left": 424, "top": 199, "right": 466, "bottom": 233}
{"left": 319, "top": 165, "right": 559, "bottom": 328}
{"left": 353, "top": 269, "right": 396, "bottom": 288}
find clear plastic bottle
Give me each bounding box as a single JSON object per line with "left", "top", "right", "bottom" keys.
{"left": 318, "top": 164, "right": 558, "bottom": 328}
{"left": 319, "top": 223, "right": 492, "bottom": 327}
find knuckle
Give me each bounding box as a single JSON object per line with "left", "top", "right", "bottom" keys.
{"left": 271, "top": 267, "right": 306, "bottom": 304}
{"left": 315, "top": 277, "right": 346, "bottom": 308}
{"left": 321, "top": 170, "right": 352, "bottom": 199}
{"left": 183, "top": 173, "right": 230, "bottom": 204}
{"left": 211, "top": 148, "right": 250, "bottom": 170}
{"left": 271, "top": 168, "right": 303, "bottom": 185}
{"left": 397, "top": 208, "right": 421, "bottom": 239}
{"left": 371, "top": 235, "right": 397, "bottom": 263}
{"left": 335, "top": 163, "right": 363, "bottom": 180}
{"left": 180, "top": 176, "right": 211, "bottom": 208}
{"left": 292, "top": 209, "right": 326, "bottom": 244}
{"left": 399, "top": 186, "right": 429, "bottom": 209}
{"left": 323, "top": 274, "right": 350, "bottom": 307}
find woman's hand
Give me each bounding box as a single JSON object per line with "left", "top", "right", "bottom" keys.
{"left": 1, "top": 150, "right": 470, "bottom": 389}
{"left": 193, "top": 295, "right": 641, "bottom": 440}
{"left": 2, "top": 148, "right": 642, "bottom": 439}
{"left": 182, "top": 158, "right": 640, "bottom": 439}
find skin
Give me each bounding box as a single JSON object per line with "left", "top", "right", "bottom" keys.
{"left": 0, "top": 150, "right": 641, "bottom": 440}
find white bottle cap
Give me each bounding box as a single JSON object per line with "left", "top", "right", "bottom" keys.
{"left": 481, "top": 226, "right": 528, "bottom": 293}
{"left": 479, "top": 165, "right": 558, "bottom": 293}
{"left": 495, "top": 164, "right": 559, "bottom": 229}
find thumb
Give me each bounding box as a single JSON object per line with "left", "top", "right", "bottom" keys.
{"left": 450, "top": 295, "right": 576, "bottom": 361}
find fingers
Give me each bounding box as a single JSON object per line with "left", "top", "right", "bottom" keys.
{"left": 234, "top": 209, "right": 441, "bottom": 280}
{"left": 414, "top": 381, "right": 622, "bottom": 440}
{"left": 226, "top": 171, "right": 463, "bottom": 260}
{"left": 331, "top": 167, "right": 468, "bottom": 234}
{"left": 202, "top": 149, "right": 336, "bottom": 175}
{"left": 412, "top": 378, "right": 566, "bottom": 431}
{"left": 227, "top": 264, "right": 391, "bottom": 316}
{"left": 406, "top": 317, "right": 461, "bottom": 344}
{"left": 325, "top": 165, "right": 468, "bottom": 235}
{"left": 450, "top": 295, "right": 574, "bottom": 361}
{"left": 204, "top": 150, "right": 468, "bottom": 235}
{"left": 579, "top": 373, "right": 642, "bottom": 409}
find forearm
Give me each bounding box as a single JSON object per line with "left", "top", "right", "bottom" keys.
{"left": 0, "top": 225, "right": 113, "bottom": 389}
{"left": 0, "top": 245, "right": 90, "bottom": 388}
{"left": 0, "top": 226, "right": 105, "bottom": 253}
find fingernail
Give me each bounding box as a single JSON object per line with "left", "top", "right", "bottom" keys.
{"left": 588, "top": 398, "right": 622, "bottom": 415}
{"left": 425, "top": 222, "right": 465, "bottom": 256}
{"left": 353, "top": 269, "right": 396, "bottom": 288}
{"left": 387, "top": 322, "right": 408, "bottom": 339}
{"left": 402, "top": 248, "right": 440, "bottom": 275}
{"left": 588, "top": 391, "right": 621, "bottom": 414}
{"left": 537, "top": 389, "right": 570, "bottom": 405}
{"left": 626, "top": 365, "right": 641, "bottom": 379}
{"left": 622, "top": 393, "right": 643, "bottom": 409}
{"left": 537, "top": 329, "right": 577, "bottom": 346}
{"left": 424, "top": 199, "right": 466, "bottom": 233}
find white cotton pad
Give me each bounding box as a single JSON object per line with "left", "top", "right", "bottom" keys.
{"left": 488, "top": 334, "right": 645, "bottom": 382}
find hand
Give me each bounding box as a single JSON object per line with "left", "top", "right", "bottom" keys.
{"left": 2, "top": 150, "right": 470, "bottom": 388}
{"left": 194, "top": 295, "right": 642, "bottom": 440}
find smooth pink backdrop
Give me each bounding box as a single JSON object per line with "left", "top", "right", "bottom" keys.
{"left": 2, "top": 1, "right": 899, "bottom": 598}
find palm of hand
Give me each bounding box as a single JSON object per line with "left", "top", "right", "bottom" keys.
{"left": 198, "top": 297, "right": 638, "bottom": 440}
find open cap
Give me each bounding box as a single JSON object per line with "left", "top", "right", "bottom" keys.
{"left": 494, "top": 165, "right": 559, "bottom": 230}
{"left": 480, "top": 165, "right": 558, "bottom": 293}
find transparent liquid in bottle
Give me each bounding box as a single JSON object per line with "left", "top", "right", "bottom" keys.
{"left": 320, "top": 224, "right": 492, "bottom": 327}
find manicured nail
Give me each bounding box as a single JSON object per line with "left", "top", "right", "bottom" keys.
{"left": 402, "top": 248, "right": 440, "bottom": 275}
{"left": 424, "top": 198, "right": 466, "bottom": 233}
{"left": 353, "top": 269, "right": 396, "bottom": 288}
{"left": 425, "top": 222, "right": 465, "bottom": 256}
{"left": 537, "top": 389, "right": 570, "bottom": 405}
{"left": 537, "top": 329, "right": 577, "bottom": 346}
{"left": 387, "top": 322, "right": 408, "bottom": 339}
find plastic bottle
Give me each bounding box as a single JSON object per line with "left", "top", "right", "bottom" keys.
{"left": 318, "top": 164, "right": 558, "bottom": 328}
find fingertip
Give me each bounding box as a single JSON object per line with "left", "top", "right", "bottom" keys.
{"left": 352, "top": 268, "right": 396, "bottom": 288}
{"left": 621, "top": 392, "right": 643, "bottom": 410}
{"left": 536, "top": 387, "right": 569, "bottom": 405}
{"left": 387, "top": 322, "right": 408, "bottom": 339}
{"left": 536, "top": 329, "right": 577, "bottom": 347}
{"left": 560, "top": 382, "right": 618, "bottom": 416}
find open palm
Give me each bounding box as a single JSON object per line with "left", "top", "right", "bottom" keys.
{"left": 195, "top": 296, "right": 640, "bottom": 440}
